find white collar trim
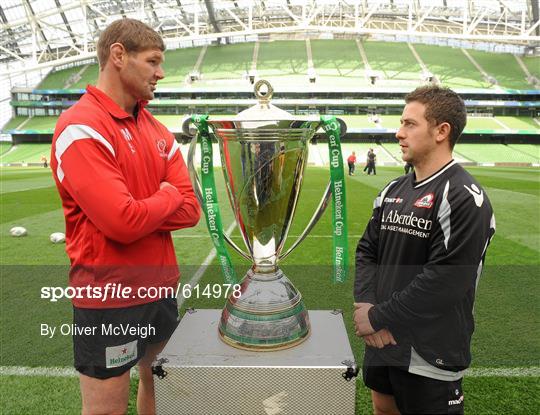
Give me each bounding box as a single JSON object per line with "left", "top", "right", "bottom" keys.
{"left": 414, "top": 160, "right": 457, "bottom": 189}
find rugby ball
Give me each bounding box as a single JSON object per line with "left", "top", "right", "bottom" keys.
{"left": 9, "top": 226, "right": 27, "bottom": 237}
{"left": 49, "top": 232, "right": 66, "bottom": 244}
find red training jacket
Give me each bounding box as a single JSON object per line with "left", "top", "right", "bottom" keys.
{"left": 51, "top": 85, "right": 200, "bottom": 308}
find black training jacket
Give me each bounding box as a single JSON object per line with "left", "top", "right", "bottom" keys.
{"left": 355, "top": 160, "right": 495, "bottom": 380}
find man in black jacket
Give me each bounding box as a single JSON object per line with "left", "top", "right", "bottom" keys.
{"left": 367, "top": 149, "right": 377, "bottom": 175}
{"left": 353, "top": 86, "right": 495, "bottom": 414}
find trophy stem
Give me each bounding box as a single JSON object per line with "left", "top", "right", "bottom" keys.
{"left": 251, "top": 263, "right": 278, "bottom": 276}
{"left": 218, "top": 267, "right": 311, "bottom": 351}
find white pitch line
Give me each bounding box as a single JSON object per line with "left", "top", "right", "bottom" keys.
{"left": 177, "top": 221, "right": 237, "bottom": 309}
{"left": 0, "top": 366, "right": 77, "bottom": 377}
{"left": 0, "top": 366, "right": 139, "bottom": 378}
{"left": 467, "top": 367, "right": 540, "bottom": 377}
{"left": 1, "top": 184, "right": 54, "bottom": 193}
{"left": 1, "top": 365, "right": 538, "bottom": 378}
{"left": 493, "top": 118, "right": 510, "bottom": 130}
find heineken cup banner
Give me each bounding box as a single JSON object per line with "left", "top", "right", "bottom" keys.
{"left": 186, "top": 80, "right": 348, "bottom": 351}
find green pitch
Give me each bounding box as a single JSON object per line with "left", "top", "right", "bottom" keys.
{"left": 0, "top": 165, "right": 539, "bottom": 414}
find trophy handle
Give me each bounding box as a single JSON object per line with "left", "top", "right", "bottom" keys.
{"left": 279, "top": 180, "right": 332, "bottom": 261}
{"left": 186, "top": 132, "right": 252, "bottom": 261}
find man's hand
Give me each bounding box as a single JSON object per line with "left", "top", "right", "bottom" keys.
{"left": 353, "top": 302, "right": 376, "bottom": 336}
{"left": 160, "top": 181, "right": 176, "bottom": 191}
{"left": 363, "top": 329, "right": 397, "bottom": 349}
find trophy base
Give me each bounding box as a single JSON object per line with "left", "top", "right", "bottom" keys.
{"left": 218, "top": 267, "right": 310, "bottom": 351}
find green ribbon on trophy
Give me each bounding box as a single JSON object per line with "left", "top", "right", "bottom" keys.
{"left": 320, "top": 116, "right": 349, "bottom": 283}
{"left": 191, "top": 114, "right": 238, "bottom": 284}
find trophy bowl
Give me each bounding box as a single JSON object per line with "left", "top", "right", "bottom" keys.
{"left": 187, "top": 80, "right": 339, "bottom": 351}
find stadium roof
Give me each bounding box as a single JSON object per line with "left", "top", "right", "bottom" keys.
{"left": 0, "top": 0, "right": 538, "bottom": 70}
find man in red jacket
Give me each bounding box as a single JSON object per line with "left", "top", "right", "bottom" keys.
{"left": 51, "top": 19, "right": 200, "bottom": 414}
{"left": 347, "top": 151, "right": 357, "bottom": 175}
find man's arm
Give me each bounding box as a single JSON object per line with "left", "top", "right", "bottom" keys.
{"left": 354, "top": 181, "right": 396, "bottom": 304}
{"left": 157, "top": 139, "right": 200, "bottom": 231}
{"left": 354, "top": 221, "right": 379, "bottom": 306}
{"left": 56, "top": 132, "right": 183, "bottom": 245}
{"left": 354, "top": 182, "right": 400, "bottom": 344}
{"left": 367, "top": 181, "right": 495, "bottom": 331}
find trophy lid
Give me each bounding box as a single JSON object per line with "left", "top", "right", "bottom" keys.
{"left": 219, "top": 80, "right": 319, "bottom": 122}
{"left": 234, "top": 80, "right": 294, "bottom": 121}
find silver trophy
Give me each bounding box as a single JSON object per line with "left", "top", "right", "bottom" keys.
{"left": 187, "top": 80, "right": 340, "bottom": 351}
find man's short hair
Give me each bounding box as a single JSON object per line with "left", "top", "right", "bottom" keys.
{"left": 405, "top": 85, "right": 467, "bottom": 149}
{"left": 97, "top": 18, "right": 165, "bottom": 69}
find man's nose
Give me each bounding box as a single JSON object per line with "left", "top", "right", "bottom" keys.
{"left": 395, "top": 126, "right": 404, "bottom": 141}
{"left": 156, "top": 65, "right": 165, "bottom": 80}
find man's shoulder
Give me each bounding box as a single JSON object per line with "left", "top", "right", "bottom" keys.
{"left": 447, "top": 163, "right": 486, "bottom": 192}
{"left": 54, "top": 94, "right": 115, "bottom": 140}
{"left": 56, "top": 94, "right": 103, "bottom": 125}
{"left": 446, "top": 163, "right": 492, "bottom": 211}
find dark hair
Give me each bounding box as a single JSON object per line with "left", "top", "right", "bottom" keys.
{"left": 405, "top": 85, "right": 467, "bottom": 148}
{"left": 97, "top": 18, "right": 165, "bottom": 69}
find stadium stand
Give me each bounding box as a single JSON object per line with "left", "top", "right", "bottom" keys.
{"left": 363, "top": 41, "right": 423, "bottom": 85}
{"left": 413, "top": 44, "right": 488, "bottom": 89}
{"left": 257, "top": 40, "right": 309, "bottom": 87}
{"left": 2, "top": 40, "right": 539, "bottom": 167}
{"left": 38, "top": 66, "right": 82, "bottom": 90}
{"left": 2, "top": 116, "right": 29, "bottom": 131}
{"left": 71, "top": 65, "right": 99, "bottom": 89}
{"left": 468, "top": 49, "right": 532, "bottom": 90}
{"left": 454, "top": 143, "right": 540, "bottom": 164}
{"left": 466, "top": 117, "right": 502, "bottom": 130}
{"left": 17, "top": 40, "right": 540, "bottom": 92}
{"left": 507, "top": 144, "right": 540, "bottom": 160}
{"left": 522, "top": 56, "right": 540, "bottom": 80}
{"left": 0, "top": 141, "right": 11, "bottom": 155}
{"left": 496, "top": 116, "right": 540, "bottom": 130}
{"left": 311, "top": 39, "right": 364, "bottom": 87}
{"left": 160, "top": 47, "right": 203, "bottom": 87}
{"left": 199, "top": 43, "right": 254, "bottom": 82}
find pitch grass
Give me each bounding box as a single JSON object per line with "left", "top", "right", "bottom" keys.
{"left": 0, "top": 166, "right": 539, "bottom": 413}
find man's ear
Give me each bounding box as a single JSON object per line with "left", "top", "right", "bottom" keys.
{"left": 435, "top": 122, "right": 451, "bottom": 145}
{"left": 109, "top": 43, "right": 126, "bottom": 69}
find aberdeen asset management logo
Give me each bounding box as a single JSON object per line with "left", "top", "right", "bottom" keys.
{"left": 414, "top": 193, "right": 434, "bottom": 209}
